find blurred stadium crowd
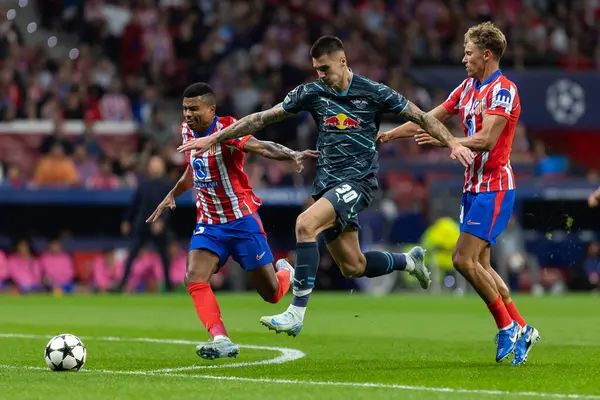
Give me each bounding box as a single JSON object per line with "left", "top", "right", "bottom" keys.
{"left": 0, "top": 0, "right": 599, "bottom": 295}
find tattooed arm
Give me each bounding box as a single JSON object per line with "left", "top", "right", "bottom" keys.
{"left": 177, "top": 103, "right": 292, "bottom": 153}
{"left": 215, "top": 104, "right": 291, "bottom": 144}
{"left": 242, "top": 138, "right": 320, "bottom": 172}
{"left": 378, "top": 105, "right": 454, "bottom": 143}
{"left": 399, "top": 101, "right": 474, "bottom": 167}
{"left": 243, "top": 137, "right": 300, "bottom": 161}
{"left": 399, "top": 102, "right": 458, "bottom": 148}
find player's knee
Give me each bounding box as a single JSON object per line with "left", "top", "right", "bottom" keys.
{"left": 452, "top": 249, "right": 473, "bottom": 273}
{"left": 295, "top": 212, "right": 317, "bottom": 241}
{"left": 184, "top": 263, "right": 212, "bottom": 285}
{"left": 184, "top": 271, "right": 209, "bottom": 286}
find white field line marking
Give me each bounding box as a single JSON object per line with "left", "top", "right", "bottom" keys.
{"left": 1, "top": 364, "right": 599, "bottom": 399}
{"left": 0, "top": 333, "right": 305, "bottom": 371}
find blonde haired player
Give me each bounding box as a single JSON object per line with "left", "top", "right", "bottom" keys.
{"left": 378, "top": 22, "right": 540, "bottom": 365}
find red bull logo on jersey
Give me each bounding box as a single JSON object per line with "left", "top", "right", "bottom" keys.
{"left": 322, "top": 113, "right": 361, "bottom": 131}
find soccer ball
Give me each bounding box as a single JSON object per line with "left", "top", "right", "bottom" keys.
{"left": 44, "top": 334, "right": 87, "bottom": 371}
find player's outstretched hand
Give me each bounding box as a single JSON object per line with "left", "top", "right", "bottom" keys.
{"left": 449, "top": 144, "right": 474, "bottom": 167}
{"left": 177, "top": 136, "right": 215, "bottom": 154}
{"left": 146, "top": 192, "right": 176, "bottom": 223}
{"left": 414, "top": 129, "right": 443, "bottom": 147}
{"left": 588, "top": 194, "right": 599, "bottom": 208}
{"left": 293, "top": 150, "right": 320, "bottom": 172}
{"left": 376, "top": 131, "right": 390, "bottom": 143}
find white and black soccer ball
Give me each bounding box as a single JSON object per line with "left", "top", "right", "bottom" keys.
{"left": 44, "top": 334, "right": 87, "bottom": 371}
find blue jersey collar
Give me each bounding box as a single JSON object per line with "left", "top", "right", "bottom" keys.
{"left": 474, "top": 69, "right": 502, "bottom": 90}
{"left": 192, "top": 116, "right": 218, "bottom": 138}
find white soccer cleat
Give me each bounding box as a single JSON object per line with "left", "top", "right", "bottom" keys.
{"left": 408, "top": 246, "right": 431, "bottom": 290}
{"left": 275, "top": 259, "right": 294, "bottom": 285}
{"left": 260, "top": 309, "right": 303, "bottom": 337}
{"left": 196, "top": 336, "right": 240, "bottom": 360}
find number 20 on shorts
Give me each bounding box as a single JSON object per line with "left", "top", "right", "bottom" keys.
{"left": 335, "top": 184, "right": 358, "bottom": 203}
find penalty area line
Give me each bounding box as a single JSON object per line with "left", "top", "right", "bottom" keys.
{"left": 0, "top": 364, "right": 599, "bottom": 399}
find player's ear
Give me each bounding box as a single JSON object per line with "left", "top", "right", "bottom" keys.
{"left": 484, "top": 49, "right": 492, "bottom": 61}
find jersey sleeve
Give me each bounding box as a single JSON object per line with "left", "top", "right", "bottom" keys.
{"left": 281, "top": 84, "right": 308, "bottom": 114}
{"left": 224, "top": 135, "right": 252, "bottom": 151}
{"left": 221, "top": 117, "right": 252, "bottom": 151}
{"left": 486, "top": 80, "right": 517, "bottom": 120}
{"left": 442, "top": 80, "right": 467, "bottom": 115}
{"left": 375, "top": 83, "right": 409, "bottom": 113}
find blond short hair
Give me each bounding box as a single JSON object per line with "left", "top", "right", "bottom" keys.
{"left": 464, "top": 22, "right": 507, "bottom": 61}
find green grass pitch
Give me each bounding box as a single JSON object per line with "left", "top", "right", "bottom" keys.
{"left": 1, "top": 293, "right": 599, "bottom": 399}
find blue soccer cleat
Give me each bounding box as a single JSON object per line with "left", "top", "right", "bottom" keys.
{"left": 196, "top": 336, "right": 240, "bottom": 360}
{"left": 512, "top": 325, "right": 540, "bottom": 366}
{"left": 260, "top": 309, "right": 303, "bottom": 337}
{"left": 494, "top": 321, "right": 521, "bottom": 363}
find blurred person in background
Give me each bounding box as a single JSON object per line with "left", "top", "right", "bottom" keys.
{"left": 75, "top": 122, "right": 104, "bottom": 159}
{"left": 7, "top": 238, "right": 42, "bottom": 293}
{"left": 99, "top": 79, "right": 133, "bottom": 121}
{"left": 2, "top": 164, "right": 25, "bottom": 188}
{"left": 168, "top": 240, "right": 187, "bottom": 289}
{"left": 86, "top": 156, "right": 120, "bottom": 189}
{"left": 91, "top": 248, "right": 123, "bottom": 294}
{"left": 39, "top": 238, "right": 75, "bottom": 295}
{"left": 72, "top": 144, "right": 99, "bottom": 186}
{"left": 32, "top": 143, "right": 79, "bottom": 187}
{"left": 420, "top": 215, "right": 462, "bottom": 293}
{"left": 116, "top": 155, "right": 173, "bottom": 292}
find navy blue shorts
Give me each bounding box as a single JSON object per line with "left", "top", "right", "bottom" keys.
{"left": 460, "top": 190, "right": 515, "bottom": 245}
{"left": 189, "top": 213, "right": 274, "bottom": 270}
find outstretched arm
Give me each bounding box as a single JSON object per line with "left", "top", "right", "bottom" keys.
{"left": 177, "top": 103, "right": 293, "bottom": 154}
{"left": 379, "top": 105, "right": 454, "bottom": 143}
{"left": 146, "top": 168, "right": 193, "bottom": 223}
{"left": 398, "top": 102, "right": 458, "bottom": 148}
{"left": 243, "top": 137, "right": 299, "bottom": 161}
{"left": 214, "top": 103, "right": 292, "bottom": 144}
{"left": 242, "top": 137, "right": 319, "bottom": 172}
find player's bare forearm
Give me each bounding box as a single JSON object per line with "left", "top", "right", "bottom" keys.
{"left": 387, "top": 105, "right": 454, "bottom": 141}
{"left": 399, "top": 102, "right": 457, "bottom": 147}
{"left": 456, "top": 114, "right": 507, "bottom": 152}
{"left": 454, "top": 135, "right": 491, "bottom": 152}
{"left": 257, "top": 141, "right": 299, "bottom": 161}
{"left": 170, "top": 168, "right": 193, "bottom": 198}
{"left": 214, "top": 103, "right": 291, "bottom": 144}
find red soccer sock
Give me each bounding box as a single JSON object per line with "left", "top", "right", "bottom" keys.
{"left": 487, "top": 296, "right": 513, "bottom": 329}
{"left": 187, "top": 282, "right": 228, "bottom": 338}
{"left": 266, "top": 269, "right": 291, "bottom": 304}
{"left": 505, "top": 301, "right": 527, "bottom": 328}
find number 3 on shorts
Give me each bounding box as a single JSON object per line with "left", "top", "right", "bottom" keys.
{"left": 335, "top": 184, "right": 358, "bottom": 203}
